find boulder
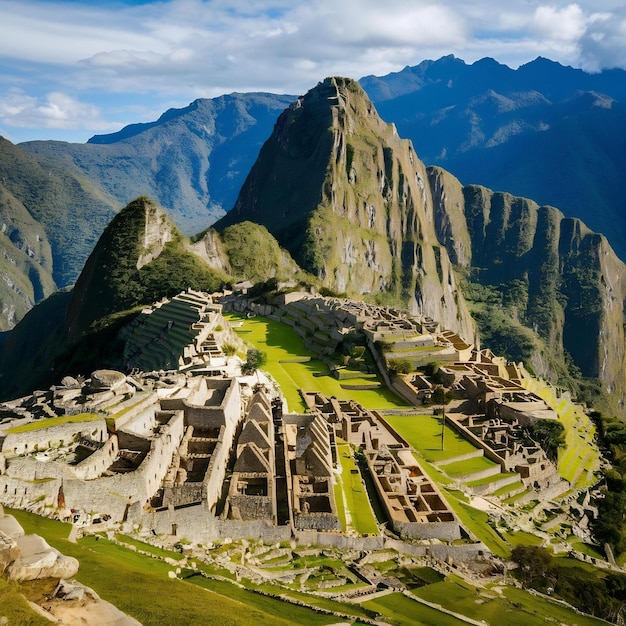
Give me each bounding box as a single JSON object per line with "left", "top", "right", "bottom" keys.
{"left": 89, "top": 370, "right": 127, "bottom": 391}
{"left": 60, "top": 376, "right": 80, "bottom": 388}
{"left": 7, "top": 534, "right": 79, "bottom": 581}
{"left": 0, "top": 530, "right": 19, "bottom": 574}
{"left": 0, "top": 513, "right": 25, "bottom": 540}
{"left": 50, "top": 579, "right": 142, "bottom": 626}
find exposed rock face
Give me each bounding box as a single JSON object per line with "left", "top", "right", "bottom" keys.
{"left": 7, "top": 534, "right": 79, "bottom": 581}
{"left": 219, "top": 77, "right": 475, "bottom": 340}
{"left": 0, "top": 531, "right": 19, "bottom": 574}
{"left": 429, "top": 165, "right": 626, "bottom": 413}
{"left": 136, "top": 201, "right": 174, "bottom": 269}
{"left": 188, "top": 228, "right": 231, "bottom": 273}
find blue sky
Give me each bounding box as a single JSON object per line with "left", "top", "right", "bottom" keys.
{"left": 1, "top": 0, "right": 625, "bottom": 143}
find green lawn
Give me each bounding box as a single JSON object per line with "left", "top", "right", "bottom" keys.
{"left": 362, "top": 591, "right": 468, "bottom": 626}
{"left": 383, "top": 414, "right": 480, "bottom": 463}
{"left": 226, "top": 313, "right": 407, "bottom": 412}
{"left": 440, "top": 455, "right": 499, "bottom": 478}
{"left": 335, "top": 440, "right": 379, "bottom": 535}
{"left": 6, "top": 412, "right": 103, "bottom": 434}
{"left": 6, "top": 509, "right": 339, "bottom": 626}
{"left": 415, "top": 576, "right": 606, "bottom": 626}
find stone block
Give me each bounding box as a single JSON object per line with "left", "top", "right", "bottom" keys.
{"left": 7, "top": 534, "right": 79, "bottom": 581}
{"left": 0, "top": 530, "right": 19, "bottom": 574}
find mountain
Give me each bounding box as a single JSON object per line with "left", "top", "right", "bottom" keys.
{"left": 0, "top": 92, "right": 294, "bottom": 331}
{"left": 218, "top": 76, "right": 626, "bottom": 415}
{"left": 0, "top": 197, "right": 304, "bottom": 400}
{"left": 2, "top": 67, "right": 626, "bottom": 415}
{"left": 5, "top": 55, "right": 625, "bottom": 334}
{"left": 0, "top": 137, "right": 114, "bottom": 330}
{"left": 21, "top": 92, "right": 296, "bottom": 238}
{"left": 430, "top": 166, "right": 626, "bottom": 414}
{"left": 217, "top": 76, "right": 475, "bottom": 340}
{"left": 360, "top": 56, "right": 626, "bottom": 260}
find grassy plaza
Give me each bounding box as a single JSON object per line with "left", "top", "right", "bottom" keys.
{"left": 226, "top": 312, "right": 408, "bottom": 411}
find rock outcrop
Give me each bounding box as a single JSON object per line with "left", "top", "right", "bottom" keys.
{"left": 7, "top": 534, "right": 79, "bottom": 581}
{"left": 429, "top": 165, "right": 626, "bottom": 414}
{"left": 218, "top": 77, "right": 475, "bottom": 341}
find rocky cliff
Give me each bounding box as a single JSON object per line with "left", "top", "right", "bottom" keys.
{"left": 218, "top": 77, "right": 475, "bottom": 341}
{"left": 429, "top": 166, "right": 626, "bottom": 413}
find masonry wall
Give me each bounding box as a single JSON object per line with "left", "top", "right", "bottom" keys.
{"left": 48, "top": 411, "right": 184, "bottom": 521}
{"left": 392, "top": 519, "right": 461, "bottom": 541}
{"left": 1, "top": 420, "right": 108, "bottom": 457}
{"left": 73, "top": 436, "right": 119, "bottom": 480}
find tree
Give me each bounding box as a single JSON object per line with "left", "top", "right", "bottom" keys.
{"left": 527, "top": 420, "right": 565, "bottom": 463}
{"left": 241, "top": 349, "right": 267, "bottom": 375}
{"left": 510, "top": 545, "right": 554, "bottom": 589}
{"left": 387, "top": 358, "right": 413, "bottom": 376}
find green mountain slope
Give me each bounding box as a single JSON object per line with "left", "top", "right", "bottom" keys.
{"left": 430, "top": 166, "right": 626, "bottom": 415}
{"left": 0, "top": 198, "right": 304, "bottom": 400}
{"left": 218, "top": 77, "right": 475, "bottom": 340}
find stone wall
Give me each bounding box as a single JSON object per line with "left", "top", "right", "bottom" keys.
{"left": 72, "top": 436, "right": 119, "bottom": 481}
{"left": 392, "top": 519, "right": 461, "bottom": 541}
{"left": 446, "top": 417, "right": 507, "bottom": 469}
{"left": 2, "top": 420, "right": 108, "bottom": 457}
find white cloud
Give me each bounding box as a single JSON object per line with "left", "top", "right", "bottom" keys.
{"left": 0, "top": 88, "right": 115, "bottom": 130}
{"left": 1, "top": 0, "right": 626, "bottom": 141}
{"left": 532, "top": 4, "right": 586, "bottom": 42}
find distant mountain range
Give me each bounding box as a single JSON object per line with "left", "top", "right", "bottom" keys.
{"left": 2, "top": 76, "right": 624, "bottom": 422}
{"left": 361, "top": 55, "right": 626, "bottom": 261}
{"left": 0, "top": 55, "right": 625, "bottom": 415}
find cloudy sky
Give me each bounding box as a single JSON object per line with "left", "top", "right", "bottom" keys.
{"left": 1, "top": 0, "right": 625, "bottom": 143}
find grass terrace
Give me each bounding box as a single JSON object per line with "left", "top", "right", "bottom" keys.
{"left": 7, "top": 509, "right": 343, "bottom": 626}
{"left": 225, "top": 313, "right": 407, "bottom": 411}
{"left": 382, "top": 413, "right": 482, "bottom": 463}
{"left": 413, "top": 576, "right": 606, "bottom": 626}
{"left": 335, "top": 440, "right": 379, "bottom": 535}
{"left": 521, "top": 376, "right": 602, "bottom": 488}
{"left": 6, "top": 413, "right": 103, "bottom": 434}
{"left": 363, "top": 591, "right": 469, "bottom": 626}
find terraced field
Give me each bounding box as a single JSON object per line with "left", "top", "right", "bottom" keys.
{"left": 521, "top": 376, "right": 602, "bottom": 489}
{"left": 226, "top": 313, "right": 407, "bottom": 412}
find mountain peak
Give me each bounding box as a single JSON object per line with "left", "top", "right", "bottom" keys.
{"left": 217, "top": 74, "right": 475, "bottom": 338}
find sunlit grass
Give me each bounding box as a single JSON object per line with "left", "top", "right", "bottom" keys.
{"left": 335, "top": 440, "right": 379, "bottom": 535}
{"left": 7, "top": 413, "right": 103, "bottom": 434}
{"left": 226, "top": 313, "right": 407, "bottom": 411}
{"left": 383, "top": 413, "right": 480, "bottom": 462}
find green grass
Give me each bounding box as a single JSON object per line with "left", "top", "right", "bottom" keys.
{"left": 226, "top": 313, "right": 407, "bottom": 411}
{"left": 521, "top": 376, "right": 601, "bottom": 489}
{"left": 6, "top": 412, "right": 103, "bottom": 434}
{"left": 6, "top": 509, "right": 338, "bottom": 626}
{"left": 0, "top": 577, "right": 52, "bottom": 625}
{"left": 114, "top": 534, "right": 186, "bottom": 560}
{"left": 383, "top": 414, "right": 480, "bottom": 463}
{"left": 440, "top": 455, "right": 499, "bottom": 478}
{"left": 442, "top": 490, "right": 511, "bottom": 558}
{"left": 414, "top": 577, "right": 606, "bottom": 626}
{"left": 466, "top": 472, "right": 518, "bottom": 488}
{"left": 335, "top": 440, "right": 379, "bottom": 535}
{"left": 363, "top": 591, "right": 468, "bottom": 626}
{"left": 501, "top": 530, "right": 545, "bottom": 547}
